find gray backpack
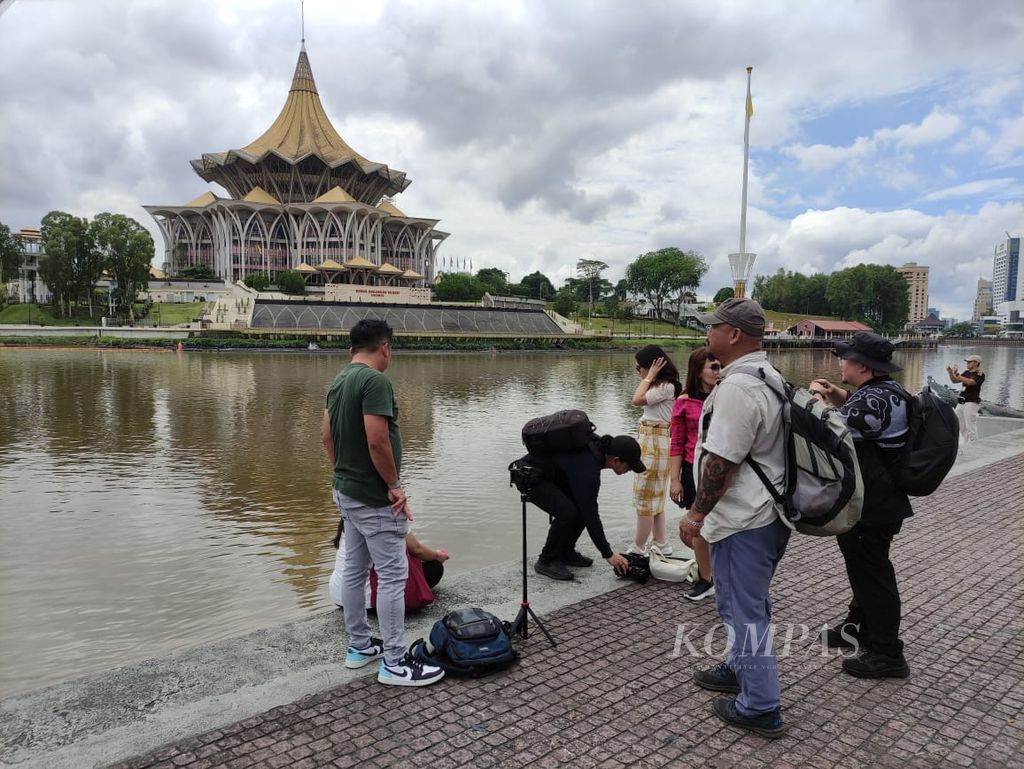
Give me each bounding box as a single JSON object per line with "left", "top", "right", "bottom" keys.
{"left": 709, "top": 365, "right": 864, "bottom": 536}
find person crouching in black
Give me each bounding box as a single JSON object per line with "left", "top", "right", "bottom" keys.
{"left": 528, "top": 435, "right": 643, "bottom": 581}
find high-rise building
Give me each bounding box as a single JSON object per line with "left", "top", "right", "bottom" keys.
{"left": 896, "top": 262, "right": 929, "bottom": 323}
{"left": 145, "top": 46, "right": 447, "bottom": 285}
{"left": 973, "top": 278, "right": 992, "bottom": 321}
{"left": 992, "top": 237, "right": 1020, "bottom": 307}
{"left": 992, "top": 236, "right": 1022, "bottom": 334}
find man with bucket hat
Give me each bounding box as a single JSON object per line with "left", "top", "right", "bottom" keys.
{"left": 810, "top": 331, "right": 913, "bottom": 680}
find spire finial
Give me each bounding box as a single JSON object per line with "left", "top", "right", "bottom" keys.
{"left": 301, "top": 1, "right": 305, "bottom": 46}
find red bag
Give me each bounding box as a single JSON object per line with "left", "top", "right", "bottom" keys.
{"left": 369, "top": 553, "right": 435, "bottom": 611}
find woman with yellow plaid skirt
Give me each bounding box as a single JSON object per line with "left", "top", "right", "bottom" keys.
{"left": 629, "top": 344, "right": 682, "bottom": 555}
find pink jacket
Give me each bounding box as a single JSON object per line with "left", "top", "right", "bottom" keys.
{"left": 670, "top": 396, "right": 704, "bottom": 465}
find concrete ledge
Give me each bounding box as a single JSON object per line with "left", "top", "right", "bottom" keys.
{"left": 3, "top": 427, "right": 1022, "bottom": 769}
{"left": 0, "top": 325, "right": 189, "bottom": 340}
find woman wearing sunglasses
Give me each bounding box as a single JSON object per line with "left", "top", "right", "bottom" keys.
{"left": 669, "top": 346, "right": 721, "bottom": 600}
{"left": 629, "top": 344, "right": 682, "bottom": 555}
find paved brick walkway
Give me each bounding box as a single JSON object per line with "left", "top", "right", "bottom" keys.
{"left": 109, "top": 457, "right": 1024, "bottom": 769}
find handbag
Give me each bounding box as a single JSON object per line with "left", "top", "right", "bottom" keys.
{"left": 648, "top": 544, "right": 699, "bottom": 583}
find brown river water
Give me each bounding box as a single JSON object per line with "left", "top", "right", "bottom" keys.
{"left": 1, "top": 344, "right": 1021, "bottom": 694}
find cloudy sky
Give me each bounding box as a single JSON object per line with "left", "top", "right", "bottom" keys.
{"left": 1, "top": 0, "right": 1022, "bottom": 319}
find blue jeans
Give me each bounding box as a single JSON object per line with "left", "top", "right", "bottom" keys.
{"left": 710, "top": 518, "right": 790, "bottom": 716}
{"left": 335, "top": 490, "right": 409, "bottom": 666}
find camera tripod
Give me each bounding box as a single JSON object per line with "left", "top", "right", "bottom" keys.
{"left": 508, "top": 492, "right": 557, "bottom": 648}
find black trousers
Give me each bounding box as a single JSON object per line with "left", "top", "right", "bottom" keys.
{"left": 422, "top": 559, "right": 444, "bottom": 589}
{"left": 836, "top": 520, "right": 904, "bottom": 657}
{"left": 527, "top": 480, "right": 586, "bottom": 562}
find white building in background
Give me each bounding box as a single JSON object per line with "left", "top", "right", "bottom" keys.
{"left": 992, "top": 236, "right": 1022, "bottom": 334}
{"left": 8, "top": 228, "right": 52, "bottom": 304}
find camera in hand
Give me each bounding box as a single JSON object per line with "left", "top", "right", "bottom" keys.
{"left": 508, "top": 455, "right": 548, "bottom": 497}
{"left": 617, "top": 552, "right": 651, "bottom": 582}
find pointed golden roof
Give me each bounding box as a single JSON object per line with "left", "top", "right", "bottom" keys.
{"left": 312, "top": 186, "right": 356, "bottom": 204}
{"left": 186, "top": 191, "right": 218, "bottom": 207}
{"left": 242, "top": 186, "right": 280, "bottom": 204}
{"left": 294, "top": 262, "right": 318, "bottom": 274}
{"left": 378, "top": 200, "right": 406, "bottom": 217}
{"left": 316, "top": 259, "right": 346, "bottom": 271}
{"left": 402, "top": 269, "right": 424, "bottom": 280}
{"left": 344, "top": 256, "right": 378, "bottom": 269}
{"left": 376, "top": 262, "right": 404, "bottom": 274}
{"left": 149, "top": 265, "right": 167, "bottom": 280}
{"left": 238, "top": 48, "right": 377, "bottom": 170}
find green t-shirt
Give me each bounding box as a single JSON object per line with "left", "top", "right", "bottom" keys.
{"left": 326, "top": 362, "right": 402, "bottom": 507}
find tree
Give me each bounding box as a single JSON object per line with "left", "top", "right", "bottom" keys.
{"left": 826, "top": 264, "right": 909, "bottom": 333}
{"left": 576, "top": 258, "right": 609, "bottom": 308}
{"left": 40, "top": 210, "right": 98, "bottom": 317}
{"left": 713, "top": 287, "right": 735, "bottom": 304}
{"left": 551, "top": 287, "right": 579, "bottom": 317}
{"left": 0, "top": 222, "right": 22, "bottom": 284}
{"left": 277, "top": 269, "right": 306, "bottom": 295}
{"left": 625, "top": 247, "right": 707, "bottom": 321}
{"left": 244, "top": 271, "right": 270, "bottom": 291}
{"left": 432, "top": 272, "right": 486, "bottom": 301}
{"left": 92, "top": 213, "right": 153, "bottom": 319}
{"left": 475, "top": 267, "right": 509, "bottom": 296}
{"left": 518, "top": 271, "right": 556, "bottom": 300}
{"left": 946, "top": 321, "right": 977, "bottom": 338}
{"left": 178, "top": 263, "right": 216, "bottom": 280}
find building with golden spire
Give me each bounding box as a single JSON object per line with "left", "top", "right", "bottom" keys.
{"left": 144, "top": 46, "right": 447, "bottom": 286}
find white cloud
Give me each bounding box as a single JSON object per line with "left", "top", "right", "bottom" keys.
{"left": 922, "top": 178, "right": 1018, "bottom": 201}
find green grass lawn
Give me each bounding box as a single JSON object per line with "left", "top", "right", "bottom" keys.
{"left": 137, "top": 302, "right": 205, "bottom": 326}
{"left": 0, "top": 304, "right": 85, "bottom": 326}
{"left": 578, "top": 315, "right": 705, "bottom": 338}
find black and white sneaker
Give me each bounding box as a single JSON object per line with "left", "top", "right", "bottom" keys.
{"left": 344, "top": 637, "right": 384, "bottom": 669}
{"left": 685, "top": 578, "right": 715, "bottom": 601}
{"left": 378, "top": 653, "right": 445, "bottom": 687}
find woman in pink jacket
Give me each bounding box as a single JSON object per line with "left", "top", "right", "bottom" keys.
{"left": 669, "top": 346, "right": 720, "bottom": 600}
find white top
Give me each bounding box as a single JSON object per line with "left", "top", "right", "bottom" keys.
{"left": 641, "top": 381, "right": 675, "bottom": 424}
{"left": 695, "top": 351, "right": 786, "bottom": 543}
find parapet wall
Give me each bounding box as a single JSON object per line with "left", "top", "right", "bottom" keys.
{"left": 249, "top": 300, "right": 564, "bottom": 334}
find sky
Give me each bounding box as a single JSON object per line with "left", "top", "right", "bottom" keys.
{"left": 1, "top": 0, "right": 1022, "bottom": 320}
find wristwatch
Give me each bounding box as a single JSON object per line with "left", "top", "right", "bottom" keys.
{"left": 387, "top": 478, "right": 402, "bottom": 490}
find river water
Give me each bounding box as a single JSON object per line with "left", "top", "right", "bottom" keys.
{"left": 1, "top": 344, "right": 1021, "bottom": 694}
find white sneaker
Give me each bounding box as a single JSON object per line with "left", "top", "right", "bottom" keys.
{"left": 378, "top": 653, "right": 445, "bottom": 687}
{"left": 652, "top": 541, "right": 673, "bottom": 556}
{"left": 626, "top": 543, "right": 647, "bottom": 556}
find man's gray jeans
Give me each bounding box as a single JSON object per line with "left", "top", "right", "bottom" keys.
{"left": 334, "top": 490, "right": 409, "bottom": 666}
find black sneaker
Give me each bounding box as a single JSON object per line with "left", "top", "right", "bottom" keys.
{"left": 377, "top": 653, "right": 445, "bottom": 687}
{"left": 711, "top": 697, "right": 786, "bottom": 739}
{"left": 534, "top": 558, "right": 573, "bottom": 581}
{"left": 685, "top": 578, "right": 715, "bottom": 601}
{"left": 842, "top": 650, "right": 910, "bottom": 679}
{"left": 822, "top": 622, "right": 864, "bottom": 650}
{"left": 693, "top": 661, "right": 740, "bottom": 693}
{"left": 563, "top": 550, "right": 594, "bottom": 568}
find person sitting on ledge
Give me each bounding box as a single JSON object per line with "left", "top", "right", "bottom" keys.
{"left": 528, "top": 434, "right": 641, "bottom": 581}
{"left": 329, "top": 520, "right": 448, "bottom": 610}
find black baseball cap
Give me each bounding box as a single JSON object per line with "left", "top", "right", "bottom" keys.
{"left": 608, "top": 435, "right": 646, "bottom": 473}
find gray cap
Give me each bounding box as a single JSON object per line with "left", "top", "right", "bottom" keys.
{"left": 697, "top": 297, "right": 766, "bottom": 338}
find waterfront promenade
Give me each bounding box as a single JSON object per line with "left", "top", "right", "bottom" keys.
{"left": 3, "top": 429, "right": 1022, "bottom": 769}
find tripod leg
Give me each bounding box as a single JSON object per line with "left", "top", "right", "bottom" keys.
{"left": 527, "top": 604, "right": 557, "bottom": 648}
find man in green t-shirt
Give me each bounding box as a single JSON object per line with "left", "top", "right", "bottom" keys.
{"left": 321, "top": 319, "right": 443, "bottom": 687}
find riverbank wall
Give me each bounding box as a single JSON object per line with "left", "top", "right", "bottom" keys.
{"left": 3, "top": 425, "right": 1023, "bottom": 769}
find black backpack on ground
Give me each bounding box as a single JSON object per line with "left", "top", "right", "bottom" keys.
{"left": 410, "top": 607, "right": 519, "bottom": 677}
{"left": 879, "top": 382, "right": 959, "bottom": 496}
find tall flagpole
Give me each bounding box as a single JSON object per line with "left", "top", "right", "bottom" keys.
{"left": 739, "top": 66, "right": 752, "bottom": 255}
{"left": 728, "top": 66, "right": 757, "bottom": 299}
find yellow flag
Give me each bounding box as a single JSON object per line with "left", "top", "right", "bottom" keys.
{"left": 746, "top": 91, "right": 754, "bottom": 120}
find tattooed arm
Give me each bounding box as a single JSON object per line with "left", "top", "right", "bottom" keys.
{"left": 680, "top": 451, "right": 738, "bottom": 547}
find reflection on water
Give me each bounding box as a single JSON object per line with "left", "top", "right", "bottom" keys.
{"left": 1, "top": 344, "right": 1021, "bottom": 694}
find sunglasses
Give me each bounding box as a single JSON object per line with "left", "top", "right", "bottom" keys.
{"left": 709, "top": 363, "right": 722, "bottom": 371}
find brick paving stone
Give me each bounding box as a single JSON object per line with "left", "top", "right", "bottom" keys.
{"left": 104, "top": 457, "right": 1024, "bottom": 768}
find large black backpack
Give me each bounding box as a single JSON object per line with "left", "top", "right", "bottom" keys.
{"left": 521, "top": 409, "right": 596, "bottom": 455}
{"left": 880, "top": 383, "right": 959, "bottom": 496}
